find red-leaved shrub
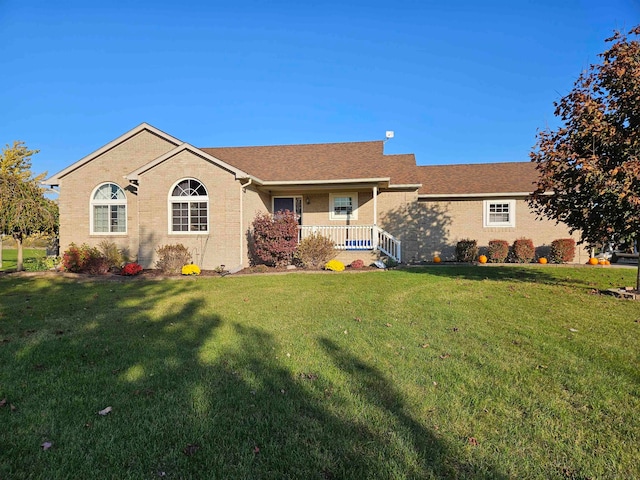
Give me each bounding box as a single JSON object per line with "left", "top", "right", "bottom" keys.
{"left": 250, "top": 211, "right": 299, "bottom": 267}
{"left": 550, "top": 238, "right": 576, "bottom": 263}
{"left": 512, "top": 238, "right": 535, "bottom": 263}
{"left": 350, "top": 259, "right": 365, "bottom": 269}
{"left": 62, "top": 243, "right": 109, "bottom": 274}
{"left": 121, "top": 262, "right": 143, "bottom": 276}
{"left": 487, "top": 240, "right": 509, "bottom": 263}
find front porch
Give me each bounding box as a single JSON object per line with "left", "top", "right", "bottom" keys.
{"left": 299, "top": 225, "right": 401, "bottom": 263}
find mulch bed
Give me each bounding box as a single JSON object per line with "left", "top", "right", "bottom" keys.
{"left": 2, "top": 265, "right": 380, "bottom": 281}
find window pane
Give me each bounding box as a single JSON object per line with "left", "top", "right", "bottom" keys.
{"left": 189, "top": 201, "right": 208, "bottom": 231}
{"left": 172, "top": 202, "right": 189, "bottom": 231}
{"left": 94, "top": 205, "right": 108, "bottom": 232}
{"left": 111, "top": 205, "right": 126, "bottom": 233}
{"left": 488, "top": 203, "right": 511, "bottom": 224}
{"left": 94, "top": 183, "right": 125, "bottom": 200}
{"left": 172, "top": 179, "right": 207, "bottom": 197}
{"left": 334, "top": 196, "right": 353, "bottom": 216}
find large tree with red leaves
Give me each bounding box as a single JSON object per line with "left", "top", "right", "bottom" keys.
{"left": 529, "top": 26, "right": 640, "bottom": 290}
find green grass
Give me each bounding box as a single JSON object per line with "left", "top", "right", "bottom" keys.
{"left": 0, "top": 266, "right": 638, "bottom": 479}
{"left": 1, "top": 248, "right": 46, "bottom": 271}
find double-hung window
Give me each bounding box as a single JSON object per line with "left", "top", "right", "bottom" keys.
{"left": 91, "top": 183, "right": 127, "bottom": 234}
{"left": 329, "top": 192, "right": 358, "bottom": 220}
{"left": 483, "top": 200, "right": 515, "bottom": 227}
{"left": 169, "top": 179, "right": 209, "bottom": 233}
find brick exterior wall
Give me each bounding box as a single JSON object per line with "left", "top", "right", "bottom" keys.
{"left": 137, "top": 150, "right": 244, "bottom": 270}
{"left": 378, "top": 193, "right": 587, "bottom": 263}
{"left": 241, "top": 186, "right": 270, "bottom": 265}
{"left": 57, "top": 130, "right": 177, "bottom": 261}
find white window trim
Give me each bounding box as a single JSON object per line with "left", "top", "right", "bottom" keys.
{"left": 483, "top": 199, "right": 516, "bottom": 228}
{"left": 168, "top": 178, "right": 210, "bottom": 235}
{"left": 90, "top": 183, "right": 127, "bottom": 235}
{"left": 329, "top": 192, "right": 358, "bottom": 221}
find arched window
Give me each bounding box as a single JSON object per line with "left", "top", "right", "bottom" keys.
{"left": 91, "top": 183, "right": 127, "bottom": 234}
{"left": 169, "top": 178, "right": 209, "bottom": 233}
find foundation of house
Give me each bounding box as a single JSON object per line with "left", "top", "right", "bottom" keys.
{"left": 334, "top": 250, "right": 381, "bottom": 266}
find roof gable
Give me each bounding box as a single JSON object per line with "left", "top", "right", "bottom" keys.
{"left": 126, "top": 143, "right": 251, "bottom": 181}
{"left": 44, "top": 123, "right": 182, "bottom": 185}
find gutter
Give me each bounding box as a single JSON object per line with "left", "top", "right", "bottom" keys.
{"left": 259, "top": 177, "right": 390, "bottom": 186}
{"left": 418, "top": 191, "right": 532, "bottom": 199}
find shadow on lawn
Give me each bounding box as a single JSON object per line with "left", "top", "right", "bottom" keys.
{"left": 400, "top": 264, "right": 591, "bottom": 288}
{"left": 0, "top": 276, "right": 508, "bottom": 479}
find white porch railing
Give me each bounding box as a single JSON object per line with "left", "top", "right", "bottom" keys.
{"left": 298, "top": 225, "right": 401, "bottom": 263}
{"left": 376, "top": 227, "right": 402, "bottom": 263}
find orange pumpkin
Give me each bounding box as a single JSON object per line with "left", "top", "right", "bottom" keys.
{"left": 605, "top": 259, "right": 611, "bottom": 265}
{"left": 538, "top": 257, "right": 548, "bottom": 264}
{"left": 433, "top": 256, "right": 442, "bottom": 263}
{"left": 588, "top": 257, "right": 599, "bottom": 265}
{"left": 478, "top": 255, "right": 488, "bottom": 264}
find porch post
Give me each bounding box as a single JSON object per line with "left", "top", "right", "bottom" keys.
{"left": 372, "top": 186, "right": 378, "bottom": 250}
{"left": 373, "top": 186, "right": 378, "bottom": 225}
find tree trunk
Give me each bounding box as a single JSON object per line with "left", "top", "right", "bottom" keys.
{"left": 636, "top": 252, "right": 640, "bottom": 293}
{"left": 15, "top": 234, "right": 24, "bottom": 272}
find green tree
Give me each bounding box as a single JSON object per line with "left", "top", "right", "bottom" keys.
{"left": 529, "top": 26, "right": 640, "bottom": 291}
{"left": 0, "top": 141, "right": 58, "bottom": 271}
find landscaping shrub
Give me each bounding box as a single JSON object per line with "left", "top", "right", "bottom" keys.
{"left": 550, "top": 238, "right": 576, "bottom": 263}
{"left": 487, "top": 239, "right": 509, "bottom": 263}
{"left": 62, "top": 243, "right": 90, "bottom": 273}
{"left": 324, "top": 259, "right": 345, "bottom": 271}
{"left": 250, "top": 211, "right": 299, "bottom": 267}
{"left": 121, "top": 262, "right": 143, "bottom": 276}
{"left": 182, "top": 264, "right": 201, "bottom": 275}
{"left": 512, "top": 238, "right": 535, "bottom": 263}
{"left": 295, "top": 233, "right": 335, "bottom": 269}
{"left": 350, "top": 259, "right": 365, "bottom": 269}
{"left": 155, "top": 244, "right": 192, "bottom": 274}
{"left": 85, "top": 254, "right": 110, "bottom": 275}
{"left": 250, "top": 265, "right": 270, "bottom": 273}
{"left": 98, "top": 240, "right": 124, "bottom": 269}
{"left": 62, "top": 243, "right": 109, "bottom": 274}
{"left": 384, "top": 257, "right": 398, "bottom": 268}
{"left": 23, "top": 256, "right": 60, "bottom": 272}
{"left": 455, "top": 239, "right": 478, "bottom": 262}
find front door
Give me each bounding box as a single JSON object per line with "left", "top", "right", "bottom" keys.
{"left": 273, "top": 196, "right": 302, "bottom": 225}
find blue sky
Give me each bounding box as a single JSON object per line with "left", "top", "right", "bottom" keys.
{"left": 1, "top": 0, "right": 637, "bottom": 176}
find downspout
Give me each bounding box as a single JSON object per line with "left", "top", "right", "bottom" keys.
{"left": 239, "top": 178, "right": 253, "bottom": 267}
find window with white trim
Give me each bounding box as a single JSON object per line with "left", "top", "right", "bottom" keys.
{"left": 483, "top": 200, "right": 515, "bottom": 227}
{"left": 91, "top": 183, "right": 127, "bottom": 234}
{"left": 329, "top": 192, "right": 358, "bottom": 220}
{"left": 169, "top": 178, "right": 209, "bottom": 233}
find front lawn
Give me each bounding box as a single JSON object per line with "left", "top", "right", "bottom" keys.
{"left": 1, "top": 248, "right": 46, "bottom": 271}
{"left": 0, "top": 266, "right": 638, "bottom": 479}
